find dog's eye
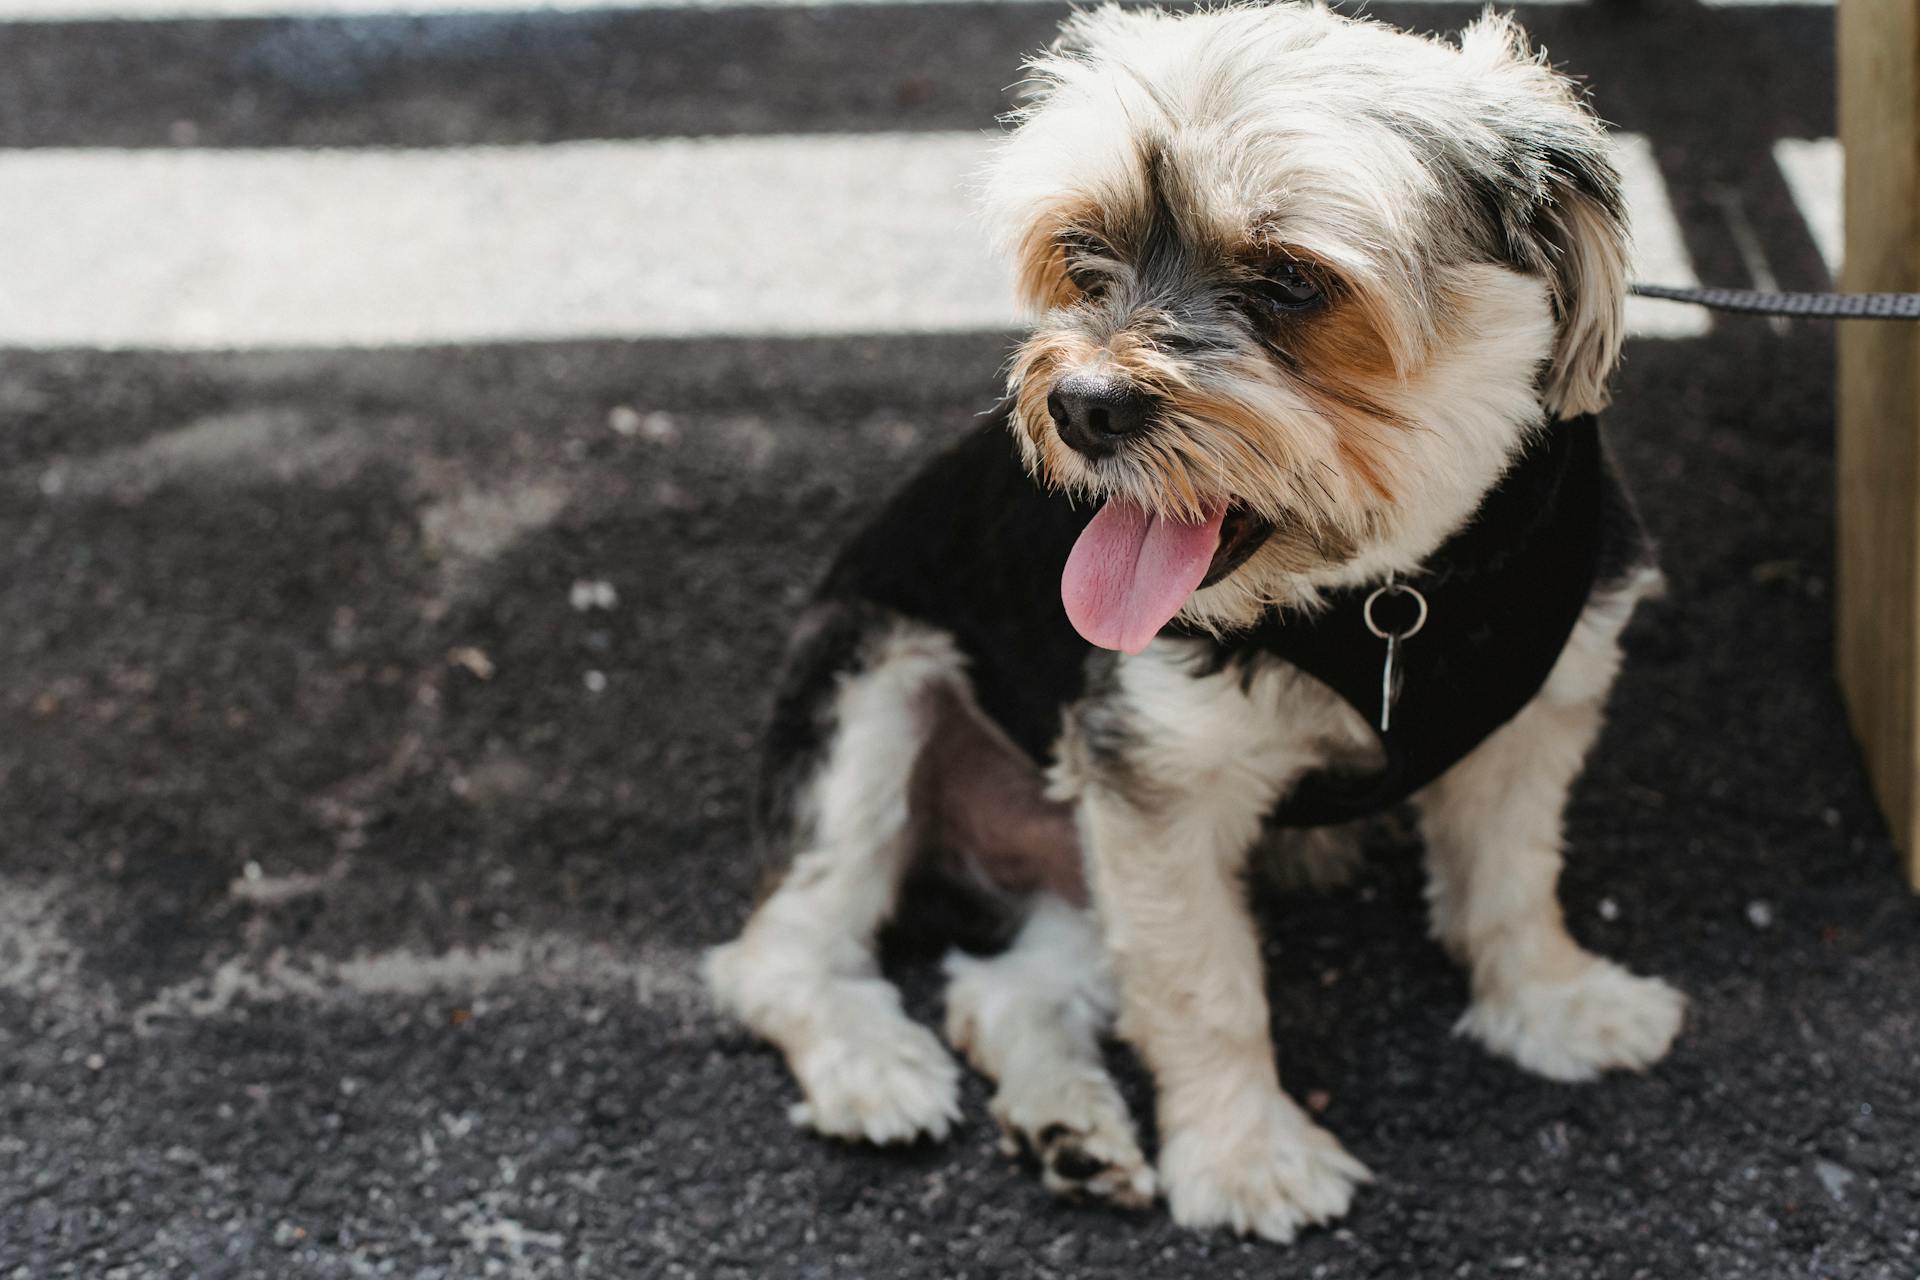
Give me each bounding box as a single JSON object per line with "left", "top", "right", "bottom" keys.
{"left": 1252, "top": 261, "right": 1323, "bottom": 311}
{"left": 1059, "top": 231, "right": 1112, "bottom": 299}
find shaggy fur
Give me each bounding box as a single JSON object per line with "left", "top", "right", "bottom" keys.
{"left": 707, "top": 3, "right": 1683, "bottom": 1243}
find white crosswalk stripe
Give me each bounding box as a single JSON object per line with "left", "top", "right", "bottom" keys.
{"left": 0, "top": 131, "right": 1703, "bottom": 351}
{"left": 0, "top": 135, "right": 1008, "bottom": 349}
{"left": 1615, "top": 134, "right": 1711, "bottom": 339}
{"left": 1775, "top": 138, "right": 1843, "bottom": 278}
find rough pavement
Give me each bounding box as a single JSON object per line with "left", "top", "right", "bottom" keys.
{"left": 2, "top": 2, "right": 1917, "bottom": 1278}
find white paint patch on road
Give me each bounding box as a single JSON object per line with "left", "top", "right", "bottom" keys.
{"left": 0, "top": 135, "right": 1010, "bottom": 349}
{"left": 229, "top": 863, "right": 336, "bottom": 905}
{"left": 33, "top": 407, "right": 368, "bottom": 499}
{"left": 1775, "top": 137, "right": 1843, "bottom": 279}
{"left": 1616, "top": 133, "right": 1712, "bottom": 339}
{"left": 0, "top": 0, "right": 1584, "bottom": 20}
{"left": 0, "top": 878, "right": 133, "bottom": 1031}
{"left": 1, "top": 869, "right": 711, "bottom": 1034}
{"left": 419, "top": 479, "right": 571, "bottom": 616}
{"left": 342, "top": 937, "right": 709, "bottom": 1010}
{"left": 458, "top": 1214, "right": 565, "bottom": 1260}
{"left": 336, "top": 944, "right": 536, "bottom": 994}
{"left": 0, "top": 132, "right": 1696, "bottom": 350}
{"left": 0, "top": 880, "right": 85, "bottom": 1005}
{"left": 420, "top": 482, "right": 569, "bottom": 563}
{"left": 129, "top": 935, "right": 710, "bottom": 1034}
{"left": 132, "top": 953, "right": 334, "bottom": 1031}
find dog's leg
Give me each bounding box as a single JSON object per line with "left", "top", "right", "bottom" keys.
{"left": 942, "top": 895, "right": 1154, "bottom": 1208}
{"left": 705, "top": 619, "right": 963, "bottom": 1144}
{"left": 1416, "top": 568, "right": 1685, "bottom": 1082}
{"left": 1060, "top": 649, "right": 1371, "bottom": 1242}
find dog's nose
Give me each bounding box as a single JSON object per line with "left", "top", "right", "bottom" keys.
{"left": 1046, "top": 374, "right": 1154, "bottom": 458}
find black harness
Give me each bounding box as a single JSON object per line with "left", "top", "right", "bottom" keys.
{"left": 827, "top": 411, "right": 1647, "bottom": 830}
{"left": 1177, "top": 414, "right": 1647, "bottom": 825}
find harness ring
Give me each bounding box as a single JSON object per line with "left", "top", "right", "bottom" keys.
{"left": 1362, "top": 582, "right": 1429, "bottom": 642}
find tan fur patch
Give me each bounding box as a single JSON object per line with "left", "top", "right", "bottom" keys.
{"left": 1281, "top": 270, "right": 1428, "bottom": 506}
{"left": 1288, "top": 291, "right": 1401, "bottom": 384}
{"left": 1010, "top": 202, "right": 1104, "bottom": 313}
{"left": 1008, "top": 246, "right": 1462, "bottom": 539}
{"left": 1335, "top": 435, "right": 1395, "bottom": 504}
{"left": 1199, "top": 246, "right": 1417, "bottom": 508}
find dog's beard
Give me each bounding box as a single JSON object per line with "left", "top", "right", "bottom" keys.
{"left": 1005, "top": 259, "right": 1571, "bottom": 648}
{"left": 1007, "top": 331, "right": 1383, "bottom": 650}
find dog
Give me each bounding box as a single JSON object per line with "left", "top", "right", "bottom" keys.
{"left": 706, "top": 2, "right": 1687, "bottom": 1241}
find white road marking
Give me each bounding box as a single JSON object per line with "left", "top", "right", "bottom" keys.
{"left": 0, "top": 0, "right": 1583, "bottom": 19}
{"left": 1, "top": 872, "right": 707, "bottom": 1032}
{"left": 0, "top": 135, "right": 1011, "bottom": 349}
{"left": 0, "top": 131, "right": 1698, "bottom": 350}
{"left": 130, "top": 937, "right": 711, "bottom": 1033}
{"left": 0, "top": 881, "right": 86, "bottom": 1009}
{"left": 1615, "top": 133, "right": 1711, "bottom": 339}
{"left": 1774, "top": 137, "right": 1843, "bottom": 278}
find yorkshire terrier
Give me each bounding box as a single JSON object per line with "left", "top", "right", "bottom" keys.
{"left": 707, "top": 2, "right": 1686, "bottom": 1241}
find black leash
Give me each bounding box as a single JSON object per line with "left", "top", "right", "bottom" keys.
{"left": 1632, "top": 283, "right": 1920, "bottom": 319}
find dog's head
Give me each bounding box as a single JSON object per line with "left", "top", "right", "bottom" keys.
{"left": 984, "top": 3, "right": 1630, "bottom": 652}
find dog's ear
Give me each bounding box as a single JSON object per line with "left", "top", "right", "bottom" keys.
{"left": 1458, "top": 12, "right": 1630, "bottom": 418}
{"left": 1528, "top": 138, "right": 1631, "bottom": 419}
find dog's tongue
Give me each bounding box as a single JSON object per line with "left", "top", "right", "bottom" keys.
{"left": 1062, "top": 497, "right": 1227, "bottom": 654}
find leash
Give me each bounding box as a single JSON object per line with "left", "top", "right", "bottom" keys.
{"left": 1632, "top": 283, "right": 1920, "bottom": 319}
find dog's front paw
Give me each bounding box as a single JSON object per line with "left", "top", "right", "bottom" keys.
{"left": 1459, "top": 959, "right": 1685, "bottom": 1083}
{"left": 788, "top": 1014, "right": 962, "bottom": 1145}
{"left": 1159, "top": 1097, "right": 1370, "bottom": 1243}
{"left": 991, "top": 1069, "right": 1156, "bottom": 1209}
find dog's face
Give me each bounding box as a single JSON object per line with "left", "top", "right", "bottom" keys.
{"left": 986, "top": 4, "right": 1631, "bottom": 651}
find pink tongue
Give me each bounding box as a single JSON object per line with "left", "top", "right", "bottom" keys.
{"left": 1062, "top": 497, "right": 1228, "bottom": 654}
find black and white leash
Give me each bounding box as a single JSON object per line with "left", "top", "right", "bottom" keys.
{"left": 1361, "top": 282, "right": 1920, "bottom": 734}
{"left": 1631, "top": 283, "right": 1920, "bottom": 319}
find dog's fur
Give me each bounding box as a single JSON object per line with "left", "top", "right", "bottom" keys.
{"left": 706, "top": 2, "right": 1685, "bottom": 1241}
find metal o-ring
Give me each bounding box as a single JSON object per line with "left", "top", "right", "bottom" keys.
{"left": 1363, "top": 582, "right": 1428, "bottom": 641}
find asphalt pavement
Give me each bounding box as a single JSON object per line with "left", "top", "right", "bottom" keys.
{"left": 2, "top": 1, "right": 1917, "bottom": 1277}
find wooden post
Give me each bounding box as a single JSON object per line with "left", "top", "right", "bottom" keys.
{"left": 1836, "top": 0, "right": 1920, "bottom": 889}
